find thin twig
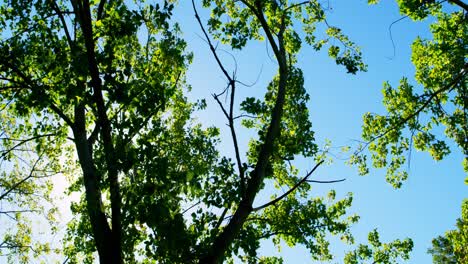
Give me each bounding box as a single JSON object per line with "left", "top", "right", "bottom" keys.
{"left": 182, "top": 200, "right": 201, "bottom": 215}
{"left": 0, "top": 134, "right": 57, "bottom": 160}
{"left": 253, "top": 160, "right": 324, "bottom": 211}
{"left": 306, "top": 178, "right": 345, "bottom": 184}
{"left": 193, "top": 0, "right": 246, "bottom": 193}
{"left": 0, "top": 153, "right": 43, "bottom": 201}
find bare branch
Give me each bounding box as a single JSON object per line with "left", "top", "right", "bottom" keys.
{"left": 213, "top": 93, "right": 230, "bottom": 121}
{"left": 192, "top": 0, "right": 233, "bottom": 84}
{"left": 284, "top": 1, "right": 310, "bottom": 13}
{"left": 51, "top": 0, "right": 74, "bottom": 48}
{"left": 0, "top": 209, "right": 40, "bottom": 214}
{"left": 182, "top": 200, "right": 201, "bottom": 215}
{"left": 306, "top": 178, "right": 345, "bottom": 184}
{"left": 233, "top": 114, "right": 259, "bottom": 120}
{"left": 252, "top": 160, "right": 325, "bottom": 212}
{"left": 234, "top": 63, "right": 263, "bottom": 88}
{"left": 193, "top": 0, "right": 246, "bottom": 193}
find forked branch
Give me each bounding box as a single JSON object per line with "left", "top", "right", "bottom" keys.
{"left": 192, "top": 0, "right": 245, "bottom": 194}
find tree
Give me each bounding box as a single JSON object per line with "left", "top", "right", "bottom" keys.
{"left": 428, "top": 199, "right": 468, "bottom": 263}
{"left": 344, "top": 229, "right": 413, "bottom": 264}
{"left": 1, "top": 0, "right": 191, "bottom": 262}
{"left": 356, "top": 0, "right": 468, "bottom": 188}
{"left": 357, "top": 2, "right": 467, "bottom": 263}
{"left": 0, "top": 133, "right": 59, "bottom": 263}
{"left": 0, "top": 0, "right": 413, "bottom": 263}
{"left": 428, "top": 236, "right": 458, "bottom": 264}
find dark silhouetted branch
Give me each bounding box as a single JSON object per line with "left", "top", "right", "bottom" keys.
{"left": 193, "top": 0, "right": 245, "bottom": 194}
{"left": 253, "top": 160, "right": 325, "bottom": 211}
{"left": 306, "top": 178, "right": 345, "bottom": 184}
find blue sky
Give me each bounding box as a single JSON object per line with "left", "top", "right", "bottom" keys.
{"left": 1, "top": 1, "right": 464, "bottom": 263}
{"left": 174, "top": 1, "right": 467, "bottom": 263}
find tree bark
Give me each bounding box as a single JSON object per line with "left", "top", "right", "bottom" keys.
{"left": 71, "top": 0, "right": 123, "bottom": 262}
{"left": 199, "top": 2, "right": 289, "bottom": 262}
{"left": 72, "top": 105, "right": 117, "bottom": 263}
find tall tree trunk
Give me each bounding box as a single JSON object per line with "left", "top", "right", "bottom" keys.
{"left": 73, "top": 105, "right": 118, "bottom": 263}
{"left": 71, "top": 0, "right": 123, "bottom": 262}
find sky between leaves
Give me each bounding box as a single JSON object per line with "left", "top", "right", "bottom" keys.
{"left": 0, "top": 0, "right": 465, "bottom": 263}
{"left": 171, "top": 0, "right": 467, "bottom": 263}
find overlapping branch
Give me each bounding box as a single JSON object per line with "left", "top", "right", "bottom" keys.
{"left": 253, "top": 160, "right": 326, "bottom": 211}
{"left": 193, "top": 0, "right": 246, "bottom": 195}
{"left": 195, "top": 1, "right": 292, "bottom": 262}
{"left": 0, "top": 153, "right": 43, "bottom": 201}
{"left": 359, "top": 63, "right": 468, "bottom": 152}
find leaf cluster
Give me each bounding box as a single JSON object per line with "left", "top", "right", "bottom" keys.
{"left": 356, "top": 2, "right": 468, "bottom": 187}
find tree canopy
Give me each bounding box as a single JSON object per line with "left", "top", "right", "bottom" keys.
{"left": 357, "top": 0, "right": 468, "bottom": 187}
{"left": 0, "top": 0, "right": 465, "bottom": 263}
{"left": 428, "top": 199, "right": 468, "bottom": 263}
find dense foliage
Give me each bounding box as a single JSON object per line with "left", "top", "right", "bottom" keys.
{"left": 2, "top": 0, "right": 463, "bottom": 263}
{"left": 360, "top": 2, "right": 468, "bottom": 263}
{"left": 358, "top": 0, "right": 468, "bottom": 187}
{"left": 344, "top": 229, "right": 413, "bottom": 264}
{"left": 428, "top": 199, "right": 468, "bottom": 263}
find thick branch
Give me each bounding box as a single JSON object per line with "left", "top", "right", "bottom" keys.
{"left": 449, "top": 0, "right": 468, "bottom": 11}
{"left": 87, "top": 124, "right": 100, "bottom": 146}
{"left": 199, "top": 2, "right": 289, "bottom": 263}
{"left": 72, "top": 104, "right": 114, "bottom": 263}
{"left": 215, "top": 207, "right": 229, "bottom": 230}
{"left": 49, "top": 102, "right": 74, "bottom": 127}
{"left": 76, "top": 1, "right": 122, "bottom": 262}
{"left": 97, "top": 0, "right": 107, "bottom": 20}
{"left": 242, "top": 0, "right": 282, "bottom": 60}
{"left": 51, "top": 0, "right": 73, "bottom": 48}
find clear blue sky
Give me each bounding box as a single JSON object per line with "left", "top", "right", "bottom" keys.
{"left": 174, "top": 1, "right": 467, "bottom": 263}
